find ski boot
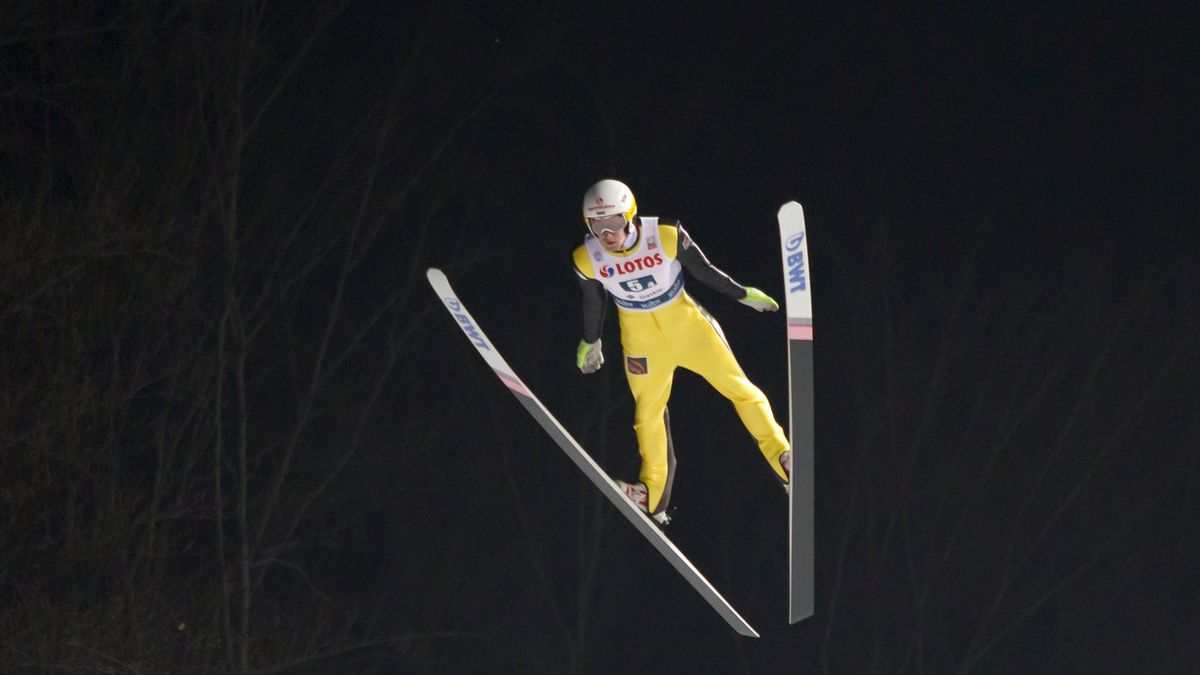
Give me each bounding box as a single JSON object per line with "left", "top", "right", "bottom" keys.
{"left": 615, "top": 480, "right": 671, "bottom": 525}
{"left": 779, "top": 451, "right": 792, "bottom": 493}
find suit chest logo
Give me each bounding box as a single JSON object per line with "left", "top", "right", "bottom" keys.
{"left": 598, "top": 252, "right": 665, "bottom": 279}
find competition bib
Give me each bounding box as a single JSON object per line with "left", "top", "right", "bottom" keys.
{"left": 584, "top": 217, "right": 684, "bottom": 311}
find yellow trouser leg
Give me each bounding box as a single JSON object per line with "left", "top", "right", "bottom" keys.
{"left": 674, "top": 301, "right": 792, "bottom": 482}
{"left": 620, "top": 315, "right": 677, "bottom": 514}
{"left": 699, "top": 363, "right": 790, "bottom": 481}
{"left": 627, "top": 362, "right": 675, "bottom": 513}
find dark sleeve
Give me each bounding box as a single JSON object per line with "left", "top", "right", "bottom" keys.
{"left": 673, "top": 222, "right": 747, "bottom": 301}
{"left": 578, "top": 276, "right": 607, "bottom": 343}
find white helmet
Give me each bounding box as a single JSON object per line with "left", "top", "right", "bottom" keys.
{"left": 581, "top": 179, "right": 637, "bottom": 225}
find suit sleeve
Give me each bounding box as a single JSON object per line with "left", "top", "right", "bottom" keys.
{"left": 669, "top": 222, "right": 747, "bottom": 301}
{"left": 577, "top": 278, "right": 606, "bottom": 343}
{"left": 573, "top": 244, "right": 607, "bottom": 343}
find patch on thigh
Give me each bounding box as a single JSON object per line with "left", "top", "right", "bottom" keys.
{"left": 626, "top": 356, "right": 649, "bottom": 375}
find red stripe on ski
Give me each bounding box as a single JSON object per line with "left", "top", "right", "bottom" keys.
{"left": 497, "top": 371, "right": 532, "bottom": 398}
{"left": 788, "top": 323, "right": 813, "bottom": 341}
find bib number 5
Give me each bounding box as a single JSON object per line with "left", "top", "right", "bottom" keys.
{"left": 620, "top": 275, "right": 657, "bottom": 293}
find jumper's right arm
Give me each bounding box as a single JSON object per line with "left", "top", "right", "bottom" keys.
{"left": 577, "top": 276, "right": 607, "bottom": 344}
{"left": 573, "top": 246, "right": 607, "bottom": 373}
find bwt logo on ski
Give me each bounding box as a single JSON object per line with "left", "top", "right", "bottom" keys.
{"left": 784, "top": 232, "right": 808, "bottom": 293}
{"left": 444, "top": 298, "right": 489, "bottom": 350}
{"left": 598, "top": 253, "right": 665, "bottom": 279}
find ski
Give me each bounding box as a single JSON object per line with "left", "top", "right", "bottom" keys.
{"left": 778, "top": 201, "right": 815, "bottom": 623}
{"left": 426, "top": 268, "right": 759, "bottom": 638}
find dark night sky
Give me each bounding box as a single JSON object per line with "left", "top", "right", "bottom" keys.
{"left": 377, "top": 0, "right": 1200, "bottom": 668}
{"left": 5, "top": 1, "right": 1198, "bottom": 671}
{"left": 377, "top": 2, "right": 1199, "bottom": 670}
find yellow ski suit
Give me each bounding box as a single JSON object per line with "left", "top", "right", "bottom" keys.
{"left": 573, "top": 218, "right": 789, "bottom": 515}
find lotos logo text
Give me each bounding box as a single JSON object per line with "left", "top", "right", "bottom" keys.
{"left": 784, "top": 232, "right": 807, "bottom": 293}
{"left": 445, "top": 298, "right": 489, "bottom": 350}
{"left": 598, "top": 252, "right": 665, "bottom": 279}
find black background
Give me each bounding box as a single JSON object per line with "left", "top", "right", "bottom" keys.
{"left": 3, "top": 2, "right": 1197, "bottom": 672}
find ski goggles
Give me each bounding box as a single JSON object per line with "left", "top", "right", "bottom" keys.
{"left": 587, "top": 214, "right": 628, "bottom": 237}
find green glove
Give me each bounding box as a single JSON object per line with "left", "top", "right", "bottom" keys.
{"left": 738, "top": 287, "right": 779, "bottom": 312}
{"left": 576, "top": 339, "right": 604, "bottom": 374}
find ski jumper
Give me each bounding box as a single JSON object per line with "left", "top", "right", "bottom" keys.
{"left": 573, "top": 218, "right": 790, "bottom": 515}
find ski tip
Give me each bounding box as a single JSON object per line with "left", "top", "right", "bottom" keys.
{"left": 777, "top": 200, "right": 804, "bottom": 217}
{"left": 426, "top": 267, "right": 445, "bottom": 283}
